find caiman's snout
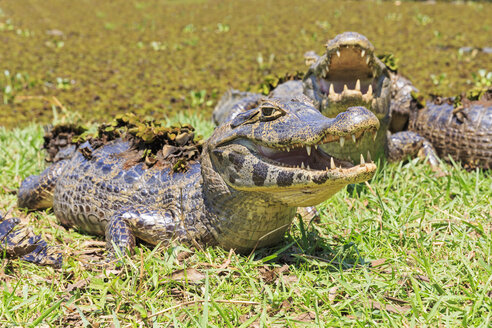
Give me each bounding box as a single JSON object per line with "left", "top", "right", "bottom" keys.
{"left": 329, "top": 106, "right": 380, "bottom": 137}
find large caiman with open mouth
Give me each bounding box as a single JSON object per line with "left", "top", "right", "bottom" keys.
{"left": 13, "top": 97, "right": 379, "bottom": 263}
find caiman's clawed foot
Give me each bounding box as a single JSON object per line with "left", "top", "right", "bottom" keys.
{"left": 387, "top": 131, "right": 439, "bottom": 167}
{"left": 0, "top": 214, "right": 62, "bottom": 268}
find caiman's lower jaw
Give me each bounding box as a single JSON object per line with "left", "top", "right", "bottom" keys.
{"left": 316, "top": 45, "right": 386, "bottom": 107}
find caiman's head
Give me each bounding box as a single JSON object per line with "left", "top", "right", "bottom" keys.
{"left": 204, "top": 97, "right": 379, "bottom": 207}
{"left": 303, "top": 32, "right": 391, "bottom": 121}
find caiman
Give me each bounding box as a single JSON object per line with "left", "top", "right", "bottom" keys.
{"left": 389, "top": 88, "right": 492, "bottom": 169}
{"left": 14, "top": 97, "right": 379, "bottom": 262}
{"left": 214, "top": 32, "right": 447, "bottom": 167}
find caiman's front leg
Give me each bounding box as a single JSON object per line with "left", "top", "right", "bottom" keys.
{"left": 387, "top": 131, "right": 439, "bottom": 166}
{"left": 106, "top": 206, "right": 198, "bottom": 259}
{"left": 18, "top": 160, "right": 67, "bottom": 210}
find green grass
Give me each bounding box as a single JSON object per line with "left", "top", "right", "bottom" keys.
{"left": 0, "top": 119, "right": 490, "bottom": 327}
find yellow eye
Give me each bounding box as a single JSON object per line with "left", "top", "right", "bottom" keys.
{"left": 259, "top": 104, "right": 285, "bottom": 121}
{"left": 261, "top": 107, "right": 275, "bottom": 117}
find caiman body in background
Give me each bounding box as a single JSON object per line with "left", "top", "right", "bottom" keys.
{"left": 214, "top": 32, "right": 491, "bottom": 169}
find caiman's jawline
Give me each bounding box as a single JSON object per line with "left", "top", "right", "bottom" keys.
{"left": 317, "top": 45, "right": 379, "bottom": 104}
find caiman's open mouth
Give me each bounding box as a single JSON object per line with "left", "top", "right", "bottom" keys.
{"left": 316, "top": 44, "right": 381, "bottom": 105}
{"left": 238, "top": 126, "right": 377, "bottom": 173}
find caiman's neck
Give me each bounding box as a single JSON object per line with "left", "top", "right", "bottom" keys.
{"left": 200, "top": 152, "right": 296, "bottom": 253}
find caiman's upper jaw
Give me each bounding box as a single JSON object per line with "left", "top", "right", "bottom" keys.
{"left": 316, "top": 44, "right": 380, "bottom": 105}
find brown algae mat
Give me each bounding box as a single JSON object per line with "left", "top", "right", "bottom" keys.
{"left": 0, "top": 0, "right": 491, "bottom": 128}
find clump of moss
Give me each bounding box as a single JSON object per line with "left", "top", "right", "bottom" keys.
{"left": 377, "top": 53, "right": 399, "bottom": 73}
{"left": 410, "top": 91, "right": 427, "bottom": 109}
{"left": 112, "top": 113, "right": 203, "bottom": 172}
{"left": 42, "top": 113, "right": 203, "bottom": 173}
{"left": 43, "top": 124, "right": 88, "bottom": 163}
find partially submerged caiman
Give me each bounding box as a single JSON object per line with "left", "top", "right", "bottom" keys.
{"left": 11, "top": 97, "right": 379, "bottom": 264}
{"left": 214, "top": 32, "right": 492, "bottom": 169}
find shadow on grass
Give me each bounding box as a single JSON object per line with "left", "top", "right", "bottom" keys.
{"left": 253, "top": 213, "right": 367, "bottom": 272}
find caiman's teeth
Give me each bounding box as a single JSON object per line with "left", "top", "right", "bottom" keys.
{"left": 360, "top": 153, "right": 365, "bottom": 164}
{"left": 367, "top": 84, "right": 373, "bottom": 96}
{"left": 366, "top": 56, "right": 370, "bottom": 64}
{"left": 355, "top": 79, "right": 361, "bottom": 91}
{"left": 329, "top": 83, "right": 335, "bottom": 95}
{"left": 372, "top": 130, "right": 377, "bottom": 141}
{"left": 336, "top": 49, "right": 341, "bottom": 58}
{"left": 367, "top": 150, "right": 372, "bottom": 162}
{"left": 343, "top": 84, "right": 348, "bottom": 92}
{"left": 314, "top": 144, "right": 318, "bottom": 150}
{"left": 307, "top": 164, "right": 311, "bottom": 170}
{"left": 361, "top": 50, "right": 365, "bottom": 57}
{"left": 286, "top": 147, "right": 290, "bottom": 152}
{"left": 352, "top": 134, "right": 356, "bottom": 143}
{"left": 340, "top": 136, "right": 345, "bottom": 147}
{"left": 301, "top": 162, "right": 305, "bottom": 169}
{"left": 306, "top": 145, "right": 312, "bottom": 156}
{"left": 330, "top": 157, "right": 335, "bottom": 169}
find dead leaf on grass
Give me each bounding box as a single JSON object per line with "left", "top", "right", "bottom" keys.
{"left": 258, "top": 264, "right": 290, "bottom": 283}
{"left": 328, "top": 286, "right": 338, "bottom": 302}
{"left": 176, "top": 250, "right": 193, "bottom": 262}
{"left": 294, "top": 311, "right": 316, "bottom": 322}
{"left": 369, "top": 300, "right": 411, "bottom": 314}
{"left": 384, "top": 296, "right": 409, "bottom": 305}
{"left": 283, "top": 275, "right": 298, "bottom": 284}
{"left": 170, "top": 268, "right": 205, "bottom": 282}
{"left": 370, "top": 259, "right": 386, "bottom": 267}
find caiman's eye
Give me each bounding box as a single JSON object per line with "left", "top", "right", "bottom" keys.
{"left": 259, "top": 104, "right": 285, "bottom": 121}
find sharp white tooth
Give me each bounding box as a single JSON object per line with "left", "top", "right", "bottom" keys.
{"left": 352, "top": 134, "right": 356, "bottom": 143}
{"left": 343, "top": 84, "right": 348, "bottom": 92}
{"left": 360, "top": 153, "right": 365, "bottom": 164}
{"left": 339, "top": 136, "right": 345, "bottom": 147}
{"left": 330, "top": 157, "right": 335, "bottom": 169}
{"left": 366, "top": 56, "right": 370, "bottom": 64}
{"left": 355, "top": 79, "right": 360, "bottom": 91}
{"left": 336, "top": 49, "right": 340, "bottom": 57}
{"left": 314, "top": 144, "right": 318, "bottom": 150}
{"left": 367, "top": 84, "right": 373, "bottom": 96}
{"left": 329, "top": 83, "right": 335, "bottom": 95}
{"left": 367, "top": 150, "right": 372, "bottom": 162}
{"left": 361, "top": 50, "right": 365, "bottom": 57}
{"left": 286, "top": 147, "right": 290, "bottom": 152}
{"left": 373, "top": 130, "right": 377, "bottom": 141}
{"left": 307, "top": 164, "right": 311, "bottom": 170}
{"left": 301, "top": 162, "right": 305, "bottom": 169}
{"left": 306, "top": 145, "right": 312, "bottom": 156}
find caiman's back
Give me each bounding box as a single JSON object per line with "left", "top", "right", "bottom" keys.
{"left": 410, "top": 102, "right": 492, "bottom": 169}
{"left": 53, "top": 140, "right": 209, "bottom": 243}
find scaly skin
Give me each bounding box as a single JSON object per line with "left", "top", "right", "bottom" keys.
{"left": 17, "top": 97, "right": 379, "bottom": 261}
{"left": 0, "top": 215, "right": 62, "bottom": 267}
{"left": 390, "top": 89, "right": 492, "bottom": 169}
